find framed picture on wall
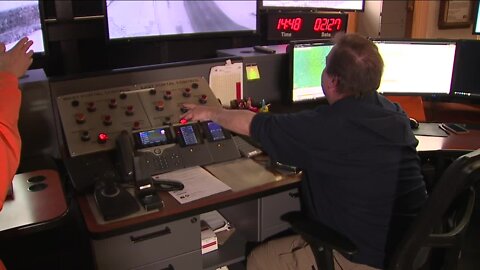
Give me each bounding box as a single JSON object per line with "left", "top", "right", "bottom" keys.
{"left": 438, "top": 0, "right": 474, "bottom": 29}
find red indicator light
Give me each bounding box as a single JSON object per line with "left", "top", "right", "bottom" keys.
{"left": 179, "top": 118, "right": 188, "bottom": 125}
{"left": 97, "top": 133, "right": 109, "bottom": 144}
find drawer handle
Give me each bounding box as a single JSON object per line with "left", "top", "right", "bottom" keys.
{"left": 130, "top": 226, "right": 171, "bottom": 243}
{"left": 160, "top": 264, "right": 174, "bottom": 270}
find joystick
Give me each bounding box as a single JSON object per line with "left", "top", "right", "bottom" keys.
{"left": 94, "top": 170, "right": 140, "bottom": 221}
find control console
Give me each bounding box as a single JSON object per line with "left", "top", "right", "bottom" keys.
{"left": 57, "top": 77, "right": 218, "bottom": 157}
{"left": 57, "top": 77, "right": 241, "bottom": 220}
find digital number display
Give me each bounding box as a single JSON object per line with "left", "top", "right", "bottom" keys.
{"left": 180, "top": 125, "right": 199, "bottom": 146}
{"left": 207, "top": 122, "right": 226, "bottom": 141}
{"left": 268, "top": 13, "right": 348, "bottom": 40}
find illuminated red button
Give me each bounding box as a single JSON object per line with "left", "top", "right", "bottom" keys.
{"left": 164, "top": 91, "right": 172, "bottom": 100}
{"left": 125, "top": 105, "right": 134, "bottom": 116}
{"left": 97, "top": 133, "right": 109, "bottom": 144}
{"left": 109, "top": 98, "right": 117, "bottom": 109}
{"left": 155, "top": 100, "right": 165, "bottom": 111}
{"left": 179, "top": 118, "right": 188, "bottom": 125}
{"left": 75, "top": 113, "right": 86, "bottom": 124}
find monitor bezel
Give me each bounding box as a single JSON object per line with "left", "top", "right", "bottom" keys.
{"left": 472, "top": 1, "right": 480, "bottom": 35}
{"left": 286, "top": 39, "right": 333, "bottom": 105}
{"left": 259, "top": 0, "right": 365, "bottom": 12}
{"left": 450, "top": 39, "right": 480, "bottom": 100}
{"left": 103, "top": 0, "right": 259, "bottom": 43}
{"left": 372, "top": 38, "right": 457, "bottom": 98}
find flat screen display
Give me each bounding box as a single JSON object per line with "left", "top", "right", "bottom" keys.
{"left": 261, "top": 0, "right": 364, "bottom": 11}
{"left": 374, "top": 41, "right": 456, "bottom": 95}
{"left": 179, "top": 125, "right": 199, "bottom": 146}
{"left": 207, "top": 122, "right": 226, "bottom": 141}
{"left": 106, "top": 0, "right": 257, "bottom": 40}
{"left": 289, "top": 41, "right": 333, "bottom": 103}
{"left": 451, "top": 40, "right": 480, "bottom": 98}
{"left": 0, "top": 1, "right": 45, "bottom": 54}
{"left": 137, "top": 128, "right": 173, "bottom": 148}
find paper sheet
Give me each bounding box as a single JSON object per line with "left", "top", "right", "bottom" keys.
{"left": 152, "top": 166, "right": 231, "bottom": 204}
{"left": 209, "top": 60, "right": 243, "bottom": 106}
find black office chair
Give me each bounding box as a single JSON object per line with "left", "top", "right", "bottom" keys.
{"left": 282, "top": 148, "right": 480, "bottom": 270}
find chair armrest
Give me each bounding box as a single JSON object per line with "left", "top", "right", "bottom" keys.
{"left": 281, "top": 211, "right": 357, "bottom": 256}
{"left": 425, "top": 188, "right": 475, "bottom": 247}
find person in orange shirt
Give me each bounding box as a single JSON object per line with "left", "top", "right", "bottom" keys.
{"left": 0, "top": 37, "right": 34, "bottom": 270}
{"left": 0, "top": 36, "right": 34, "bottom": 269}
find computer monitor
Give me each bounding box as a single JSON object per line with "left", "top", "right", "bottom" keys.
{"left": 0, "top": 1, "right": 46, "bottom": 54}
{"left": 260, "top": 0, "right": 364, "bottom": 11}
{"left": 473, "top": 1, "right": 480, "bottom": 35}
{"left": 374, "top": 40, "right": 457, "bottom": 96}
{"left": 287, "top": 41, "right": 333, "bottom": 103}
{"left": 451, "top": 40, "right": 480, "bottom": 99}
{"left": 105, "top": 1, "right": 257, "bottom": 40}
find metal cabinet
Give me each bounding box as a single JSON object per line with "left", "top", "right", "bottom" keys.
{"left": 92, "top": 216, "right": 201, "bottom": 270}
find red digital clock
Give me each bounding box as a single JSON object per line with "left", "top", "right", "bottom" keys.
{"left": 267, "top": 13, "right": 348, "bottom": 40}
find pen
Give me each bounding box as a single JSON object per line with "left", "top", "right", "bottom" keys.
{"left": 438, "top": 124, "right": 450, "bottom": 135}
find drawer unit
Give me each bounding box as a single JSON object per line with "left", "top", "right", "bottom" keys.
{"left": 134, "top": 249, "right": 202, "bottom": 270}
{"left": 92, "top": 216, "right": 200, "bottom": 270}
{"left": 260, "top": 188, "right": 301, "bottom": 240}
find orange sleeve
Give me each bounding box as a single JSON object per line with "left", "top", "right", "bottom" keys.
{"left": 0, "top": 72, "right": 22, "bottom": 210}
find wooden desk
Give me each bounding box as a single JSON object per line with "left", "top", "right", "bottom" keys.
{"left": 417, "top": 130, "right": 480, "bottom": 153}
{"left": 75, "top": 129, "right": 480, "bottom": 270}
{"left": 0, "top": 170, "right": 68, "bottom": 238}
{"left": 77, "top": 158, "right": 300, "bottom": 238}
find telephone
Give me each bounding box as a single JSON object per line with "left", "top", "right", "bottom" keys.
{"left": 71, "top": 121, "right": 240, "bottom": 221}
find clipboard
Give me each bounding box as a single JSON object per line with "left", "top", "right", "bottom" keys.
{"left": 209, "top": 60, "right": 243, "bottom": 106}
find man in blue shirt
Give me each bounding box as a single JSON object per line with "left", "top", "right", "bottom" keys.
{"left": 182, "top": 33, "right": 426, "bottom": 270}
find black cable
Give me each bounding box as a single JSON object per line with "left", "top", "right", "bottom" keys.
{"left": 333, "top": 253, "right": 345, "bottom": 270}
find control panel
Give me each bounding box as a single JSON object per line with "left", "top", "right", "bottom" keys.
{"left": 57, "top": 77, "right": 218, "bottom": 157}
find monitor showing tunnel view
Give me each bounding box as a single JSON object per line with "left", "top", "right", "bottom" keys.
{"left": 105, "top": 0, "right": 257, "bottom": 40}
{"left": 0, "top": 1, "right": 46, "bottom": 54}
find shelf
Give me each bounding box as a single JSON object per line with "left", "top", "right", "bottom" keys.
{"left": 202, "top": 231, "right": 247, "bottom": 270}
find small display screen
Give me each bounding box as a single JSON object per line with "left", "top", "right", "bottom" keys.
{"left": 138, "top": 128, "right": 169, "bottom": 147}
{"left": 207, "top": 122, "right": 226, "bottom": 141}
{"left": 180, "top": 125, "right": 199, "bottom": 146}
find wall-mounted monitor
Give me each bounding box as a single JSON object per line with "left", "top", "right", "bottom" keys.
{"left": 451, "top": 40, "right": 480, "bottom": 99}
{"left": 473, "top": 1, "right": 480, "bottom": 35}
{"left": 0, "top": 1, "right": 46, "bottom": 54}
{"left": 374, "top": 40, "right": 457, "bottom": 96}
{"left": 287, "top": 40, "right": 333, "bottom": 104}
{"left": 105, "top": 1, "right": 257, "bottom": 40}
{"left": 260, "top": 0, "right": 364, "bottom": 11}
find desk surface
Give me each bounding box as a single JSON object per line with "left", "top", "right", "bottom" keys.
{"left": 78, "top": 157, "right": 301, "bottom": 238}
{"left": 416, "top": 129, "right": 480, "bottom": 152}
{"left": 77, "top": 128, "right": 480, "bottom": 238}
{"left": 0, "top": 170, "right": 68, "bottom": 238}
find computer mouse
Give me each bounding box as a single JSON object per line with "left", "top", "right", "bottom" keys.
{"left": 409, "top": 118, "right": 419, "bottom": 129}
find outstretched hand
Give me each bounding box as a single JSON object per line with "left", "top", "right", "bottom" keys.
{"left": 181, "top": 103, "right": 222, "bottom": 122}
{"left": 0, "top": 37, "right": 34, "bottom": 78}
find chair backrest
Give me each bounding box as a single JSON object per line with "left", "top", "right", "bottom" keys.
{"left": 388, "top": 148, "right": 480, "bottom": 270}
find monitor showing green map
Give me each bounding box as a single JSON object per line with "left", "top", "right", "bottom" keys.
{"left": 289, "top": 41, "right": 333, "bottom": 103}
